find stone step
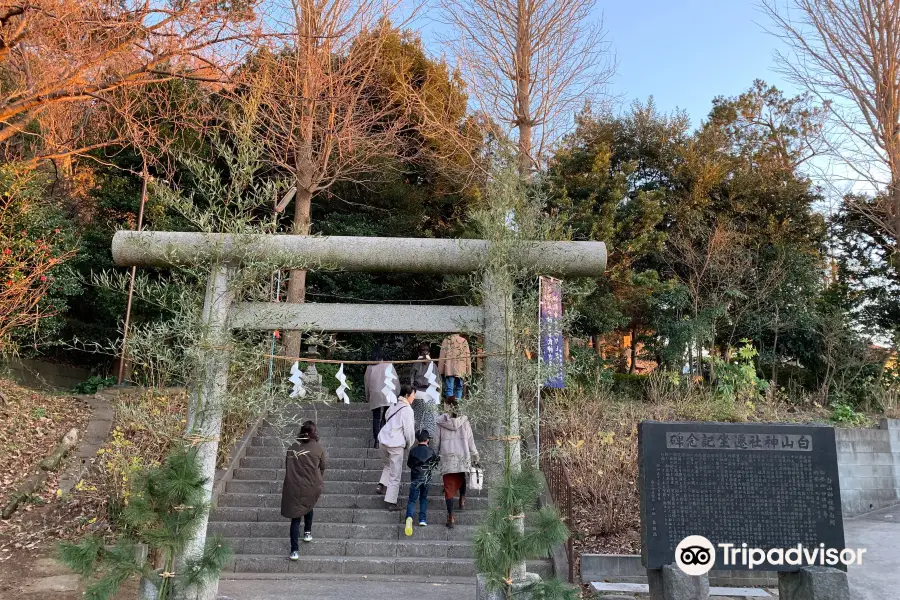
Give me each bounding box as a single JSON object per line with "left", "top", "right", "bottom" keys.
{"left": 263, "top": 416, "right": 375, "bottom": 427}
{"left": 231, "top": 467, "right": 464, "bottom": 485}
{"left": 223, "top": 555, "right": 553, "bottom": 578}
{"left": 245, "top": 445, "right": 383, "bottom": 459}
{"left": 276, "top": 402, "right": 372, "bottom": 412}
{"left": 218, "top": 492, "right": 490, "bottom": 510}
{"left": 209, "top": 520, "right": 480, "bottom": 542}
{"left": 253, "top": 436, "right": 374, "bottom": 448}
{"left": 226, "top": 478, "right": 487, "bottom": 497}
{"left": 256, "top": 421, "right": 372, "bottom": 439}
{"left": 228, "top": 537, "right": 474, "bottom": 558}
{"left": 211, "top": 506, "right": 486, "bottom": 526}
{"left": 241, "top": 457, "right": 390, "bottom": 471}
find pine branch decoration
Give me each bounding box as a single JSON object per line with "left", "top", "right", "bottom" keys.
{"left": 59, "top": 446, "right": 230, "bottom": 600}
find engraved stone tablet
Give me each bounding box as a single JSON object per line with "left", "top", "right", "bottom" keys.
{"left": 639, "top": 421, "right": 845, "bottom": 571}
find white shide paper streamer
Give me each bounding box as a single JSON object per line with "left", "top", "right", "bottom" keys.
{"left": 424, "top": 362, "right": 440, "bottom": 404}
{"left": 335, "top": 363, "right": 350, "bottom": 404}
{"left": 382, "top": 364, "right": 398, "bottom": 405}
{"left": 289, "top": 361, "right": 307, "bottom": 398}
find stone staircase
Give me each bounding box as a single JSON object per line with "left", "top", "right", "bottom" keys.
{"left": 210, "top": 402, "right": 553, "bottom": 579}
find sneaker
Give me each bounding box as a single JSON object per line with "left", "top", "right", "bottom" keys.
{"left": 405, "top": 517, "right": 413, "bottom": 537}
{"left": 303, "top": 532, "right": 312, "bottom": 543}
{"left": 289, "top": 551, "right": 299, "bottom": 561}
{"left": 418, "top": 520, "right": 427, "bottom": 527}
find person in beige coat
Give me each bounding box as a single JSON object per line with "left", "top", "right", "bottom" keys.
{"left": 432, "top": 399, "right": 479, "bottom": 528}
{"left": 364, "top": 344, "right": 399, "bottom": 449}
{"left": 375, "top": 383, "right": 416, "bottom": 509}
{"left": 439, "top": 334, "right": 471, "bottom": 402}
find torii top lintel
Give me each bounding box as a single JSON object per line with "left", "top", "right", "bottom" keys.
{"left": 112, "top": 232, "right": 607, "bottom": 278}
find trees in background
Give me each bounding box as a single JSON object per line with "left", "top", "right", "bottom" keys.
{"left": 441, "top": 0, "right": 614, "bottom": 176}
{"left": 0, "top": 0, "right": 260, "bottom": 165}
{"left": 0, "top": 0, "right": 895, "bottom": 409}
{"left": 549, "top": 83, "right": 834, "bottom": 387}
{"left": 763, "top": 0, "right": 900, "bottom": 256}
{"left": 240, "top": 1, "right": 410, "bottom": 357}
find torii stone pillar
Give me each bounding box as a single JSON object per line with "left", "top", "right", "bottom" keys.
{"left": 112, "top": 232, "right": 606, "bottom": 600}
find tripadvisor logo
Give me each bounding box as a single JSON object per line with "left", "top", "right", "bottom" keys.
{"left": 674, "top": 536, "right": 867, "bottom": 575}
{"left": 675, "top": 535, "right": 716, "bottom": 576}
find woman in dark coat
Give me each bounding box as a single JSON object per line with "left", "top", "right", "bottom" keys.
{"left": 281, "top": 421, "right": 326, "bottom": 560}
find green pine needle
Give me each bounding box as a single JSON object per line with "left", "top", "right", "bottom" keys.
{"left": 58, "top": 536, "right": 102, "bottom": 577}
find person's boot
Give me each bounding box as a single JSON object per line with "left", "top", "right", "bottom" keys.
{"left": 446, "top": 513, "right": 455, "bottom": 529}
{"left": 458, "top": 496, "right": 467, "bottom": 511}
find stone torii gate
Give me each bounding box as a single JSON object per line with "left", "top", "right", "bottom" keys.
{"left": 112, "top": 231, "right": 606, "bottom": 599}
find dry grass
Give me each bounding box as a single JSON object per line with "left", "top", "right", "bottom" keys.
{"left": 0, "top": 385, "right": 258, "bottom": 553}
{"left": 0, "top": 379, "right": 90, "bottom": 507}
{"left": 543, "top": 373, "right": 836, "bottom": 556}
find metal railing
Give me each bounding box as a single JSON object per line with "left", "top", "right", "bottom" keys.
{"left": 538, "top": 424, "right": 575, "bottom": 584}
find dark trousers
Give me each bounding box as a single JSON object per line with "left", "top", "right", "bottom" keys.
{"left": 372, "top": 407, "right": 387, "bottom": 440}
{"left": 406, "top": 479, "right": 429, "bottom": 521}
{"left": 289, "top": 510, "right": 314, "bottom": 552}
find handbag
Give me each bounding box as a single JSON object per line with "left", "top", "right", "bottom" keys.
{"left": 467, "top": 465, "right": 484, "bottom": 491}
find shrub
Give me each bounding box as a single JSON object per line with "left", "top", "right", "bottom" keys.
{"left": 72, "top": 375, "right": 117, "bottom": 394}
{"left": 611, "top": 372, "right": 647, "bottom": 400}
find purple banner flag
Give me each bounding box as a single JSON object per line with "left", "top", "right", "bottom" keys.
{"left": 539, "top": 276, "right": 564, "bottom": 388}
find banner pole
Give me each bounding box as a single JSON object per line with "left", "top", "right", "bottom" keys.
{"left": 536, "top": 276, "right": 542, "bottom": 460}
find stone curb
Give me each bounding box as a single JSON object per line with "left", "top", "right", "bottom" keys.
{"left": 57, "top": 391, "right": 115, "bottom": 494}
{"left": 580, "top": 554, "right": 778, "bottom": 587}
{"left": 212, "top": 414, "right": 267, "bottom": 506}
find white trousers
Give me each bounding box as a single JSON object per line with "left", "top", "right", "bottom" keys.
{"left": 379, "top": 444, "right": 405, "bottom": 504}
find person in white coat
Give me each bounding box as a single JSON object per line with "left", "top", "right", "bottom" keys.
{"left": 375, "top": 383, "right": 416, "bottom": 510}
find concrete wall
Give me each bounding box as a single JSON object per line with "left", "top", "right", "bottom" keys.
{"left": 836, "top": 418, "right": 900, "bottom": 517}
{"left": 3, "top": 358, "right": 92, "bottom": 391}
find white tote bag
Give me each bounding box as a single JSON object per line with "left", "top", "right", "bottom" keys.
{"left": 467, "top": 466, "right": 484, "bottom": 491}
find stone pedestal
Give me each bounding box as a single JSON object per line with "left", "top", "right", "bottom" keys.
{"left": 476, "top": 572, "right": 542, "bottom": 600}
{"left": 303, "top": 363, "right": 322, "bottom": 392}
{"left": 778, "top": 567, "right": 850, "bottom": 600}
{"left": 647, "top": 565, "right": 710, "bottom": 600}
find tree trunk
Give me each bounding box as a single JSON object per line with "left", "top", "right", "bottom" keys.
{"left": 592, "top": 333, "right": 602, "bottom": 357}
{"left": 771, "top": 308, "right": 779, "bottom": 390}
{"left": 283, "top": 185, "right": 313, "bottom": 358}
{"left": 628, "top": 325, "right": 638, "bottom": 374}
{"left": 514, "top": 0, "right": 532, "bottom": 179}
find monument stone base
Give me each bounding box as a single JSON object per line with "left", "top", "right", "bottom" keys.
{"left": 647, "top": 565, "right": 710, "bottom": 600}
{"left": 476, "top": 572, "right": 542, "bottom": 600}
{"left": 778, "top": 567, "right": 850, "bottom": 600}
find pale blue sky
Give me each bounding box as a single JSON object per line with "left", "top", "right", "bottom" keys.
{"left": 599, "top": 0, "right": 795, "bottom": 126}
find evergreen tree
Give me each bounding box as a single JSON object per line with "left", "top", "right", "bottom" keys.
{"left": 59, "top": 447, "right": 231, "bottom": 600}
{"left": 474, "top": 467, "right": 578, "bottom": 599}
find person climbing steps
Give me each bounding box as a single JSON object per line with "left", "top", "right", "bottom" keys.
{"left": 405, "top": 429, "right": 438, "bottom": 536}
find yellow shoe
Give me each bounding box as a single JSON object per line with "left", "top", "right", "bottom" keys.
{"left": 404, "top": 517, "right": 413, "bottom": 537}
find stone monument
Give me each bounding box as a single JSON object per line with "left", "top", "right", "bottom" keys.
{"left": 638, "top": 421, "right": 850, "bottom": 600}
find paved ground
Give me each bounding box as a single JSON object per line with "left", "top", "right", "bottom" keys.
{"left": 217, "top": 574, "right": 475, "bottom": 600}
{"left": 845, "top": 502, "right": 900, "bottom": 600}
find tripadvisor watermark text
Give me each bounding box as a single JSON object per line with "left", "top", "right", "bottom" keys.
{"left": 675, "top": 536, "right": 865, "bottom": 576}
